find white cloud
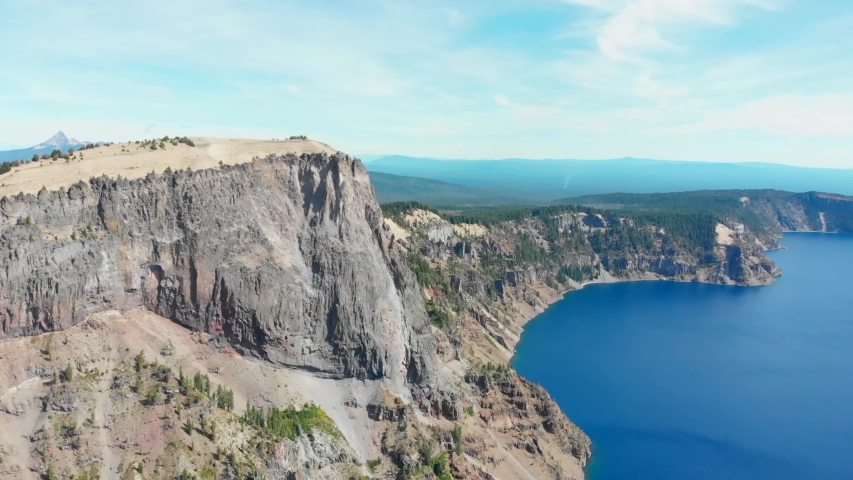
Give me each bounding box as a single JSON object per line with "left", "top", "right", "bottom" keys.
{"left": 666, "top": 94, "right": 853, "bottom": 136}
{"left": 633, "top": 72, "right": 689, "bottom": 100}
{"left": 564, "top": 0, "right": 780, "bottom": 62}
{"left": 494, "top": 94, "right": 512, "bottom": 106}
{"left": 446, "top": 8, "right": 465, "bottom": 27}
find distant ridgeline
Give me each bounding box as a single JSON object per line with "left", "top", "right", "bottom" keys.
{"left": 557, "top": 190, "right": 853, "bottom": 235}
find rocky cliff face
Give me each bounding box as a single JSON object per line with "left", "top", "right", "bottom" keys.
{"left": 0, "top": 153, "right": 435, "bottom": 386}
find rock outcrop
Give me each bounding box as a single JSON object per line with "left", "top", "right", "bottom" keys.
{"left": 0, "top": 153, "right": 436, "bottom": 387}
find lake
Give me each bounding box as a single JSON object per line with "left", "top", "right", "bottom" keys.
{"left": 513, "top": 233, "right": 853, "bottom": 480}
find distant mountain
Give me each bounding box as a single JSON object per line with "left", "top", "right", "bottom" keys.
{"left": 0, "top": 131, "right": 94, "bottom": 163}
{"left": 367, "top": 155, "right": 853, "bottom": 198}
{"left": 369, "top": 171, "right": 531, "bottom": 205}
{"left": 32, "top": 131, "right": 88, "bottom": 150}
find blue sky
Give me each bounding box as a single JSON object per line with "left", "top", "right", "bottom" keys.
{"left": 0, "top": 0, "right": 851, "bottom": 167}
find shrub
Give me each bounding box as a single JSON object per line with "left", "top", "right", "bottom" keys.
{"left": 452, "top": 423, "right": 463, "bottom": 454}
{"left": 426, "top": 302, "right": 451, "bottom": 329}
{"left": 62, "top": 363, "right": 74, "bottom": 382}
{"left": 135, "top": 350, "right": 146, "bottom": 372}
{"left": 146, "top": 387, "right": 161, "bottom": 405}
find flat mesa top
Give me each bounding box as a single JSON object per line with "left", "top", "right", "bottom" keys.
{"left": 0, "top": 137, "right": 338, "bottom": 197}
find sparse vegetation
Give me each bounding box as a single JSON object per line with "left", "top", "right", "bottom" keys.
{"left": 242, "top": 402, "right": 340, "bottom": 441}
{"left": 407, "top": 252, "right": 438, "bottom": 287}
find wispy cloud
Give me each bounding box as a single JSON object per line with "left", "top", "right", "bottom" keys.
{"left": 562, "top": 0, "right": 781, "bottom": 61}
{"left": 494, "top": 95, "right": 512, "bottom": 106}
{"left": 666, "top": 94, "right": 853, "bottom": 136}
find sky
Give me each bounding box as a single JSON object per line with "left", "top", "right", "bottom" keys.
{"left": 0, "top": 0, "right": 851, "bottom": 167}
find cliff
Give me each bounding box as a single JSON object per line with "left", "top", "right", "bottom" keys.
{"left": 0, "top": 154, "right": 439, "bottom": 386}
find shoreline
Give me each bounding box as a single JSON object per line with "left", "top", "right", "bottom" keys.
{"left": 507, "top": 268, "right": 779, "bottom": 480}
{"left": 510, "top": 231, "right": 853, "bottom": 479}
{"left": 503, "top": 231, "right": 823, "bottom": 478}
{"left": 511, "top": 266, "right": 781, "bottom": 356}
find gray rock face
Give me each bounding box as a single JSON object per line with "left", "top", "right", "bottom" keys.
{"left": 751, "top": 198, "right": 813, "bottom": 232}
{"left": 601, "top": 245, "right": 779, "bottom": 285}
{"left": 0, "top": 153, "right": 436, "bottom": 386}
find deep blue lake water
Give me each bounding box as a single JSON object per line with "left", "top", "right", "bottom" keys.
{"left": 513, "top": 233, "right": 853, "bottom": 480}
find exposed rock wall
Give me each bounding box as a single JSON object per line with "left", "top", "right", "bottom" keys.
{"left": 0, "top": 153, "right": 436, "bottom": 386}
{"left": 750, "top": 198, "right": 815, "bottom": 232}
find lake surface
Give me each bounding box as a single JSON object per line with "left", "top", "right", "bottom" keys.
{"left": 513, "top": 233, "right": 853, "bottom": 480}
